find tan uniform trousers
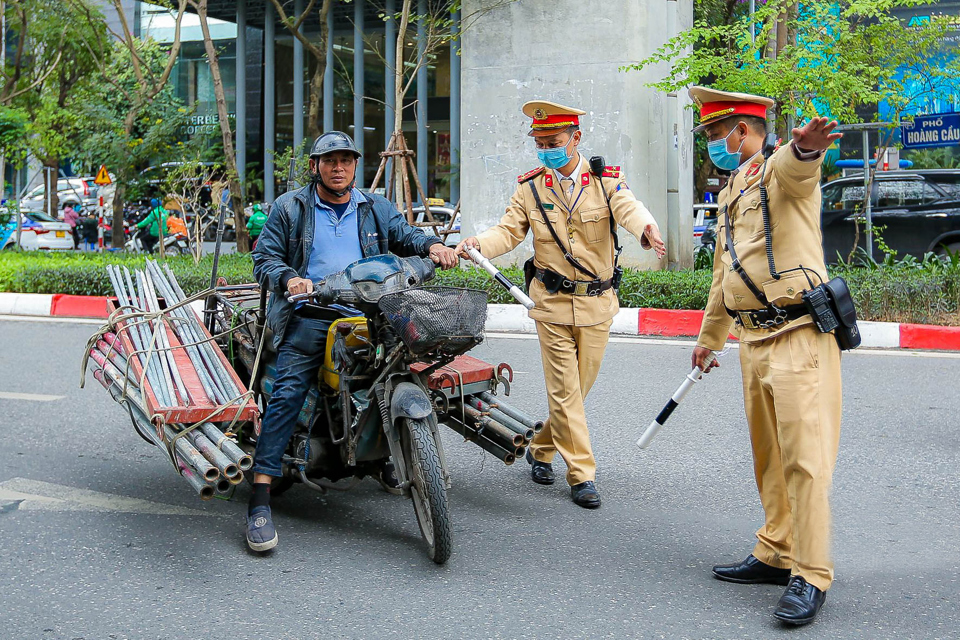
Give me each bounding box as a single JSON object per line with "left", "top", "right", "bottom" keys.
{"left": 529, "top": 319, "right": 612, "bottom": 485}
{"left": 739, "top": 324, "right": 842, "bottom": 592}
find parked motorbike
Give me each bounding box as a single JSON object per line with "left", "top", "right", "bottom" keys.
{"left": 125, "top": 227, "right": 190, "bottom": 256}
{"left": 220, "top": 255, "right": 487, "bottom": 564}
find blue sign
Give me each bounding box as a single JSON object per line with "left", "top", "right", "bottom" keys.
{"left": 901, "top": 113, "right": 960, "bottom": 149}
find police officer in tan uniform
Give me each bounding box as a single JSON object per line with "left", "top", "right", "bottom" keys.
{"left": 688, "top": 86, "right": 843, "bottom": 626}
{"left": 457, "top": 101, "right": 665, "bottom": 508}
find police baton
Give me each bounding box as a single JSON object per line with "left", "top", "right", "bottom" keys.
{"left": 465, "top": 246, "right": 536, "bottom": 310}
{"left": 637, "top": 350, "right": 721, "bottom": 449}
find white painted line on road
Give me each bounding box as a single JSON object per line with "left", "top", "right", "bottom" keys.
{"left": 0, "top": 478, "right": 218, "bottom": 516}
{"left": 0, "top": 314, "right": 104, "bottom": 325}
{"left": 485, "top": 332, "right": 960, "bottom": 359}
{"left": 0, "top": 391, "right": 65, "bottom": 402}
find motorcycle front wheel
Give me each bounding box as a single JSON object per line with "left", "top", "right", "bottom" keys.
{"left": 401, "top": 417, "right": 452, "bottom": 564}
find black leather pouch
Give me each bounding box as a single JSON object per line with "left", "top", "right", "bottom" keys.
{"left": 523, "top": 257, "right": 536, "bottom": 294}
{"left": 823, "top": 277, "right": 861, "bottom": 351}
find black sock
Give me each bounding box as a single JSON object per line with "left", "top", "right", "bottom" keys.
{"left": 249, "top": 482, "right": 271, "bottom": 514}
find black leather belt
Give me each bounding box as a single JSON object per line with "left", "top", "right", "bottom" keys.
{"left": 725, "top": 304, "right": 808, "bottom": 330}
{"left": 536, "top": 267, "right": 613, "bottom": 296}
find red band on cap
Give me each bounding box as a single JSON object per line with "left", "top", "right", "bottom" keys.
{"left": 699, "top": 100, "right": 768, "bottom": 124}
{"left": 531, "top": 113, "right": 580, "bottom": 129}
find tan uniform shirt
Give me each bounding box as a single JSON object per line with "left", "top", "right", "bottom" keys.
{"left": 477, "top": 156, "right": 657, "bottom": 326}
{"left": 697, "top": 143, "right": 828, "bottom": 350}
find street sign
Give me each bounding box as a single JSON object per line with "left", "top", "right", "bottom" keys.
{"left": 94, "top": 165, "right": 112, "bottom": 186}
{"left": 901, "top": 113, "right": 960, "bottom": 149}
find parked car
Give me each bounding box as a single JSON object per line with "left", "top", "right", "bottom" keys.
{"left": 821, "top": 170, "right": 960, "bottom": 262}
{"left": 412, "top": 202, "right": 460, "bottom": 247}
{"left": 1, "top": 209, "right": 74, "bottom": 250}
{"left": 693, "top": 203, "right": 719, "bottom": 251}
{"left": 19, "top": 176, "right": 110, "bottom": 212}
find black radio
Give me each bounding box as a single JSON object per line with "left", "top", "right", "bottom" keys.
{"left": 802, "top": 285, "right": 840, "bottom": 333}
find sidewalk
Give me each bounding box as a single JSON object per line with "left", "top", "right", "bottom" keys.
{"left": 2, "top": 292, "right": 958, "bottom": 351}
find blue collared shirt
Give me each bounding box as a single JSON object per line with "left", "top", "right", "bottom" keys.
{"left": 305, "top": 188, "right": 366, "bottom": 282}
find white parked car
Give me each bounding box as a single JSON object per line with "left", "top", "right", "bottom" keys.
{"left": 19, "top": 176, "right": 113, "bottom": 212}
{"left": 1, "top": 210, "right": 74, "bottom": 250}
{"left": 412, "top": 203, "right": 460, "bottom": 247}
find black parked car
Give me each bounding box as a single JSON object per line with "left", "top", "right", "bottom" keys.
{"left": 821, "top": 170, "right": 960, "bottom": 263}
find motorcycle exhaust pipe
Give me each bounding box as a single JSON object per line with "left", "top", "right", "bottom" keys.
{"left": 453, "top": 403, "right": 524, "bottom": 448}
{"left": 478, "top": 392, "right": 544, "bottom": 433}
{"left": 443, "top": 416, "right": 517, "bottom": 465}
{"left": 463, "top": 395, "right": 535, "bottom": 442}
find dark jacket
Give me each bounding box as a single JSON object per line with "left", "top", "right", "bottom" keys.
{"left": 253, "top": 184, "right": 442, "bottom": 347}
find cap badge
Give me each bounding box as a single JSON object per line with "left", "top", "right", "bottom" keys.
{"left": 533, "top": 108, "right": 547, "bottom": 120}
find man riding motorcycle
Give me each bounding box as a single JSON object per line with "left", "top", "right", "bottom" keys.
{"left": 248, "top": 131, "right": 458, "bottom": 551}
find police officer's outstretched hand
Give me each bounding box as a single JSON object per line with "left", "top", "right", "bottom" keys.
{"left": 644, "top": 224, "right": 666, "bottom": 259}
{"left": 455, "top": 236, "right": 480, "bottom": 260}
{"left": 791, "top": 117, "right": 843, "bottom": 152}
{"left": 691, "top": 346, "right": 719, "bottom": 374}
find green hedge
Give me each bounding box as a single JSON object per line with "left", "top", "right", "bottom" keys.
{"left": 1, "top": 251, "right": 957, "bottom": 325}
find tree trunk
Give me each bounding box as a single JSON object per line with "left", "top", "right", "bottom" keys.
{"left": 393, "top": 0, "right": 412, "bottom": 209}
{"left": 307, "top": 59, "right": 325, "bottom": 139}
{"left": 195, "top": 0, "right": 250, "bottom": 252}
{"left": 112, "top": 182, "right": 126, "bottom": 249}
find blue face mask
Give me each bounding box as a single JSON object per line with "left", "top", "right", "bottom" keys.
{"left": 537, "top": 138, "right": 574, "bottom": 170}
{"left": 707, "top": 127, "right": 745, "bottom": 171}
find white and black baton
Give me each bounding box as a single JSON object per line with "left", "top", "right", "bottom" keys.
{"left": 637, "top": 350, "right": 721, "bottom": 449}
{"left": 465, "top": 246, "right": 536, "bottom": 310}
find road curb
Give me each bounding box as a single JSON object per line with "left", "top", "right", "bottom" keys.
{"left": 2, "top": 292, "right": 958, "bottom": 351}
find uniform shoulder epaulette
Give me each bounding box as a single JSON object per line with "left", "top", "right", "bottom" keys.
{"left": 602, "top": 165, "right": 621, "bottom": 179}
{"left": 517, "top": 166, "right": 546, "bottom": 183}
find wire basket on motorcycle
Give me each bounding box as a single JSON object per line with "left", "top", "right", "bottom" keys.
{"left": 379, "top": 287, "right": 488, "bottom": 356}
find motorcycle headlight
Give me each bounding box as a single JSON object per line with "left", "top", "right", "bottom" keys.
{"left": 354, "top": 273, "right": 405, "bottom": 302}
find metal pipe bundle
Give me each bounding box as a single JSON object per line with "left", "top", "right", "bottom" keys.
{"left": 451, "top": 403, "right": 524, "bottom": 448}
{"left": 463, "top": 395, "right": 535, "bottom": 442}
{"left": 478, "top": 391, "right": 544, "bottom": 433}
{"left": 443, "top": 415, "right": 517, "bottom": 466}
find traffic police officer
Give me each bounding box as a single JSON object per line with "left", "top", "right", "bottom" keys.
{"left": 689, "top": 86, "right": 843, "bottom": 626}
{"left": 457, "top": 101, "right": 665, "bottom": 508}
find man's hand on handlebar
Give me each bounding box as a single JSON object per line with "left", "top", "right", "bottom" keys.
{"left": 286, "top": 277, "right": 314, "bottom": 297}
{"left": 429, "top": 243, "right": 459, "bottom": 270}
{"left": 455, "top": 237, "right": 480, "bottom": 260}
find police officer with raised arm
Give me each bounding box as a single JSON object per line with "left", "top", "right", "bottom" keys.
{"left": 688, "top": 86, "right": 844, "bottom": 626}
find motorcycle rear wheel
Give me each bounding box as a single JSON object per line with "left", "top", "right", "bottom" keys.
{"left": 401, "top": 417, "right": 452, "bottom": 564}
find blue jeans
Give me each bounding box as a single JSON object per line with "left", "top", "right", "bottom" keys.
{"left": 252, "top": 315, "right": 330, "bottom": 477}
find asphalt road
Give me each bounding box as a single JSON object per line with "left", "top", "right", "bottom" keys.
{"left": 1, "top": 318, "right": 958, "bottom": 640}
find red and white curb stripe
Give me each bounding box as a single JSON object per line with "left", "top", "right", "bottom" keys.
{"left": 2, "top": 293, "right": 958, "bottom": 351}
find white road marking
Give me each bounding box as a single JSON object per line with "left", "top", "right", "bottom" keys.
{"left": 485, "top": 332, "right": 960, "bottom": 359}
{"left": 0, "top": 391, "right": 66, "bottom": 402}
{"left": 0, "top": 314, "right": 104, "bottom": 325}
{"left": 0, "top": 478, "right": 218, "bottom": 516}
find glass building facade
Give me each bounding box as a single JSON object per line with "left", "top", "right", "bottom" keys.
{"left": 139, "top": 0, "right": 460, "bottom": 204}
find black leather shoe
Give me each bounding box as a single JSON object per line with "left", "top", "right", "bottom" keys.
{"left": 712, "top": 555, "right": 792, "bottom": 585}
{"left": 570, "top": 481, "right": 601, "bottom": 508}
{"left": 774, "top": 576, "right": 826, "bottom": 625}
{"left": 526, "top": 449, "right": 554, "bottom": 485}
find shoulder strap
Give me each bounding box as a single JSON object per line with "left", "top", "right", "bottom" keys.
{"left": 722, "top": 205, "right": 769, "bottom": 307}
{"left": 527, "top": 180, "right": 599, "bottom": 281}
{"left": 594, "top": 173, "right": 622, "bottom": 268}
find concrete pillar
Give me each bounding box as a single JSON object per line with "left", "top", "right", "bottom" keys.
{"left": 236, "top": 1, "right": 246, "bottom": 196}
{"left": 293, "top": 0, "right": 304, "bottom": 152}
{"left": 264, "top": 2, "right": 275, "bottom": 203}
{"left": 323, "top": 7, "right": 334, "bottom": 132}
{"left": 459, "top": 0, "right": 693, "bottom": 269}
{"left": 449, "top": 8, "right": 461, "bottom": 204}
{"left": 354, "top": 0, "right": 365, "bottom": 183}
{"left": 416, "top": 0, "right": 428, "bottom": 199}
